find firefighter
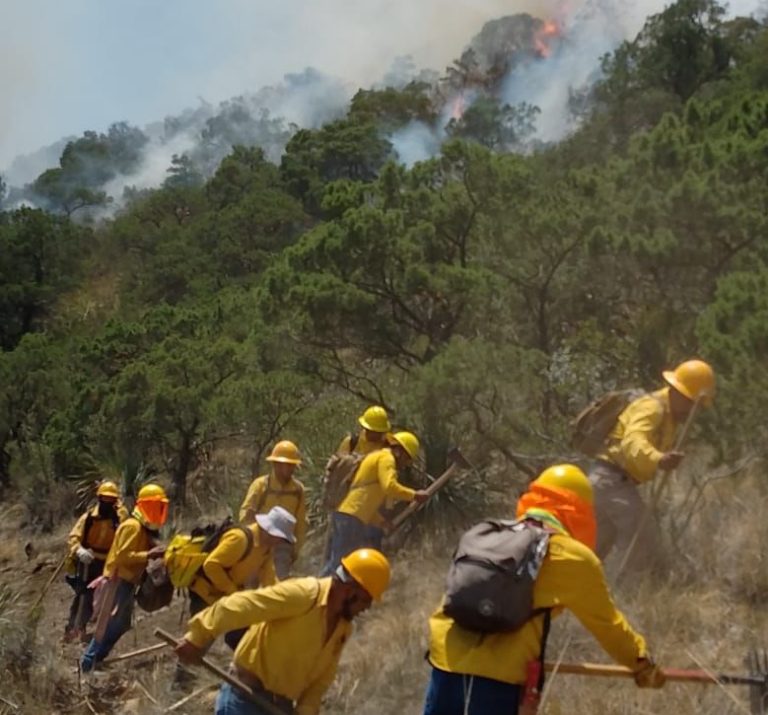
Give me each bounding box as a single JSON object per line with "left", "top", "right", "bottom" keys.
{"left": 174, "top": 549, "right": 391, "bottom": 715}
{"left": 80, "top": 483, "right": 169, "bottom": 673}
{"left": 190, "top": 506, "right": 296, "bottom": 651}
{"left": 331, "top": 405, "right": 398, "bottom": 550}
{"left": 239, "top": 440, "right": 307, "bottom": 580}
{"left": 336, "top": 405, "right": 392, "bottom": 455}
{"left": 64, "top": 481, "right": 128, "bottom": 642}
{"left": 590, "top": 359, "right": 715, "bottom": 571}
{"left": 423, "top": 465, "right": 665, "bottom": 715}
{"left": 320, "top": 431, "right": 429, "bottom": 576}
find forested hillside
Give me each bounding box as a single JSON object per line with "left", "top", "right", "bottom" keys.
{"left": 1, "top": 2, "right": 767, "bottom": 711}
{"left": 1, "top": 0, "right": 765, "bottom": 512}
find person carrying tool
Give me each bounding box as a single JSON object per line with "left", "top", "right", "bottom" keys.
{"left": 423, "top": 464, "right": 665, "bottom": 715}
{"left": 239, "top": 441, "right": 307, "bottom": 579}
{"left": 589, "top": 359, "right": 715, "bottom": 571}
{"left": 174, "top": 548, "right": 391, "bottom": 715}
{"left": 64, "top": 480, "right": 128, "bottom": 642}
{"left": 80, "top": 483, "right": 169, "bottom": 673}
{"left": 327, "top": 405, "right": 398, "bottom": 547}
{"left": 320, "top": 431, "right": 429, "bottom": 576}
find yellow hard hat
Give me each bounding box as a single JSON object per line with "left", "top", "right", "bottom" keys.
{"left": 137, "top": 483, "right": 168, "bottom": 501}
{"left": 662, "top": 359, "right": 715, "bottom": 404}
{"left": 96, "top": 481, "right": 120, "bottom": 499}
{"left": 341, "top": 548, "right": 391, "bottom": 600}
{"left": 266, "top": 440, "right": 302, "bottom": 465}
{"left": 135, "top": 483, "right": 169, "bottom": 528}
{"left": 390, "top": 431, "right": 420, "bottom": 461}
{"left": 533, "top": 464, "right": 593, "bottom": 505}
{"left": 358, "top": 406, "right": 391, "bottom": 433}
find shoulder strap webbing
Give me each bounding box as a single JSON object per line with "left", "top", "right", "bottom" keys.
{"left": 255, "top": 479, "right": 302, "bottom": 514}
{"left": 538, "top": 610, "right": 552, "bottom": 692}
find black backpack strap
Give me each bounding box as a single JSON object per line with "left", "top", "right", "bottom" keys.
{"left": 349, "top": 432, "right": 359, "bottom": 453}
{"left": 538, "top": 609, "right": 552, "bottom": 692}
{"left": 236, "top": 525, "right": 255, "bottom": 561}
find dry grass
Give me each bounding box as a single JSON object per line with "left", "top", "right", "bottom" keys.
{"left": 0, "top": 459, "right": 765, "bottom": 714}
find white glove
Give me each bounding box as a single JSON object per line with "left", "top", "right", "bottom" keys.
{"left": 76, "top": 546, "right": 95, "bottom": 564}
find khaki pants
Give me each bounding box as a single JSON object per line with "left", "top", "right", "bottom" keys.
{"left": 589, "top": 462, "right": 657, "bottom": 575}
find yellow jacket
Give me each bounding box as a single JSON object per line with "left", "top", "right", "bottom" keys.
{"left": 186, "top": 577, "right": 351, "bottom": 715}
{"left": 68, "top": 502, "right": 129, "bottom": 561}
{"left": 239, "top": 474, "right": 307, "bottom": 553}
{"left": 336, "top": 433, "right": 393, "bottom": 528}
{"left": 104, "top": 517, "right": 155, "bottom": 584}
{"left": 190, "top": 525, "right": 277, "bottom": 605}
{"left": 428, "top": 533, "right": 647, "bottom": 684}
{"left": 336, "top": 431, "right": 389, "bottom": 455}
{"left": 337, "top": 449, "right": 415, "bottom": 525}
{"left": 598, "top": 388, "right": 677, "bottom": 483}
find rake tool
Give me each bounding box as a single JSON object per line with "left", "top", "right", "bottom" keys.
{"left": 546, "top": 652, "right": 768, "bottom": 715}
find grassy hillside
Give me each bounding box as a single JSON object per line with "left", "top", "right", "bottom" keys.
{"left": 0, "top": 454, "right": 764, "bottom": 714}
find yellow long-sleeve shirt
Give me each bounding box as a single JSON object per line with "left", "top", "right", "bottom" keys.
{"left": 336, "top": 433, "right": 393, "bottom": 528}
{"left": 186, "top": 577, "right": 351, "bottom": 715}
{"left": 190, "top": 525, "right": 277, "bottom": 605}
{"left": 239, "top": 474, "right": 307, "bottom": 553}
{"left": 428, "top": 533, "right": 647, "bottom": 685}
{"left": 67, "top": 503, "right": 129, "bottom": 561}
{"left": 103, "top": 517, "right": 155, "bottom": 584}
{"left": 337, "top": 449, "right": 415, "bottom": 525}
{"left": 598, "top": 388, "right": 677, "bottom": 483}
{"left": 336, "top": 431, "right": 389, "bottom": 456}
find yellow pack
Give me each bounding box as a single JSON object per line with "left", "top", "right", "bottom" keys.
{"left": 164, "top": 534, "right": 208, "bottom": 588}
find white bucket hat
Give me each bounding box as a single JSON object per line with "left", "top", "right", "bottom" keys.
{"left": 255, "top": 506, "right": 297, "bottom": 544}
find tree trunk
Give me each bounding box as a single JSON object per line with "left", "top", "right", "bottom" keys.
{"left": 171, "top": 429, "right": 196, "bottom": 506}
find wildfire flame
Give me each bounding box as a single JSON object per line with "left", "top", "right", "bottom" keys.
{"left": 533, "top": 19, "right": 561, "bottom": 59}
{"left": 449, "top": 93, "right": 466, "bottom": 121}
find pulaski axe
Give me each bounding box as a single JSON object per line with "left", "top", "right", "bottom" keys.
{"left": 387, "top": 446, "right": 470, "bottom": 534}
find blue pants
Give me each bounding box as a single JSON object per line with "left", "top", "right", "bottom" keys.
{"left": 215, "top": 683, "right": 293, "bottom": 715}
{"left": 423, "top": 667, "right": 521, "bottom": 715}
{"left": 320, "top": 512, "right": 375, "bottom": 577}
{"left": 80, "top": 579, "right": 135, "bottom": 672}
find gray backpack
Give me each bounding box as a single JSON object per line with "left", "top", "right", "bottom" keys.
{"left": 443, "top": 519, "right": 550, "bottom": 633}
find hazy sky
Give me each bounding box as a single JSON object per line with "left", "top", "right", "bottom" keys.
{"left": 0, "top": 0, "right": 558, "bottom": 170}
{"left": 1, "top": 0, "right": 763, "bottom": 173}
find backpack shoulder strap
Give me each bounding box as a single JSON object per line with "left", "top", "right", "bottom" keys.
{"left": 537, "top": 610, "right": 553, "bottom": 692}
{"left": 236, "top": 525, "right": 255, "bottom": 561}
{"left": 81, "top": 510, "right": 96, "bottom": 547}
{"left": 349, "top": 432, "right": 359, "bottom": 453}
{"left": 253, "top": 476, "right": 271, "bottom": 514}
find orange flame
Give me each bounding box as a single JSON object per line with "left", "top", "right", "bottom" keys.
{"left": 533, "top": 19, "right": 561, "bottom": 59}
{"left": 449, "top": 93, "right": 466, "bottom": 121}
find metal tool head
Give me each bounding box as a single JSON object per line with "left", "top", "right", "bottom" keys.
{"left": 446, "top": 446, "right": 471, "bottom": 470}
{"left": 747, "top": 648, "right": 768, "bottom": 715}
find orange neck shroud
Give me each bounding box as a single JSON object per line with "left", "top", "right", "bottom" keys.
{"left": 516, "top": 483, "right": 596, "bottom": 550}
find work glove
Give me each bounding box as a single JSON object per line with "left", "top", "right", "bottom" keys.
{"left": 76, "top": 546, "right": 95, "bottom": 564}
{"left": 634, "top": 657, "right": 666, "bottom": 688}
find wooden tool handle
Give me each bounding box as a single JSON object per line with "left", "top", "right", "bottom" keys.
{"left": 154, "top": 629, "right": 288, "bottom": 715}
{"left": 546, "top": 662, "right": 762, "bottom": 686}
{"left": 389, "top": 462, "right": 460, "bottom": 531}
